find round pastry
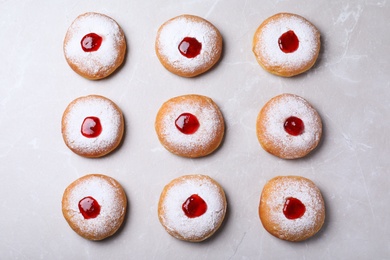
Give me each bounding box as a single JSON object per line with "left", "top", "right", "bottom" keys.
{"left": 256, "top": 93, "right": 322, "bottom": 159}
{"left": 62, "top": 174, "right": 127, "bottom": 240}
{"left": 158, "top": 174, "right": 227, "bottom": 242}
{"left": 61, "top": 95, "right": 124, "bottom": 158}
{"left": 155, "top": 14, "right": 223, "bottom": 77}
{"left": 63, "top": 12, "right": 126, "bottom": 80}
{"left": 252, "top": 13, "right": 320, "bottom": 77}
{"left": 155, "top": 94, "right": 225, "bottom": 158}
{"left": 259, "top": 176, "right": 325, "bottom": 242}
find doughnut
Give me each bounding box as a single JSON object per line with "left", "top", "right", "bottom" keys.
{"left": 155, "top": 14, "right": 223, "bottom": 77}
{"left": 252, "top": 13, "right": 320, "bottom": 77}
{"left": 62, "top": 174, "right": 127, "bottom": 240}
{"left": 61, "top": 95, "right": 124, "bottom": 158}
{"left": 256, "top": 93, "right": 322, "bottom": 159}
{"left": 63, "top": 12, "right": 126, "bottom": 80}
{"left": 155, "top": 94, "right": 225, "bottom": 158}
{"left": 158, "top": 174, "right": 227, "bottom": 242}
{"left": 259, "top": 176, "right": 325, "bottom": 242}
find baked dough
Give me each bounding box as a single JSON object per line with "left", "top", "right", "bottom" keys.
{"left": 61, "top": 95, "right": 124, "bottom": 158}
{"left": 158, "top": 174, "right": 227, "bottom": 242}
{"left": 155, "top": 94, "right": 225, "bottom": 158}
{"left": 252, "top": 13, "right": 320, "bottom": 77}
{"left": 155, "top": 14, "right": 223, "bottom": 77}
{"left": 259, "top": 176, "right": 325, "bottom": 242}
{"left": 256, "top": 93, "right": 322, "bottom": 159}
{"left": 62, "top": 174, "right": 127, "bottom": 240}
{"left": 63, "top": 12, "right": 126, "bottom": 80}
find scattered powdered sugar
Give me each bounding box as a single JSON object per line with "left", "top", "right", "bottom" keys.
{"left": 158, "top": 96, "right": 223, "bottom": 155}
{"left": 254, "top": 13, "right": 320, "bottom": 69}
{"left": 156, "top": 15, "right": 220, "bottom": 73}
{"left": 64, "top": 175, "right": 126, "bottom": 238}
{"left": 160, "top": 175, "right": 226, "bottom": 240}
{"left": 263, "top": 176, "right": 324, "bottom": 239}
{"left": 64, "top": 13, "right": 124, "bottom": 75}
{"left": 260, "top": 94, "right": 321, "bottom": 158}
{"left": 62, "top": 96, "right": 122, "bottom": 155}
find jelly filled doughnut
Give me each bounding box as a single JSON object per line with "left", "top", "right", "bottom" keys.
{"left": 62, "top": 174, "right": 127, "bottom": 241}
{"left": 158, "top": 174, "right": 227, "bottom": 242}
{"left": 63, "top": 12, "right": 126, "bottom": 80}
{"left": 155, "top": 94, "right": 225, "bottom": 158}
{"left": 155, "top": 14, "right": 223, "bottom": 77}
{"left": 256, "top": 93, "right": 322, "bottom": 159}
{"left": 61, "top": 95, "right": 124, "bottom": 158}
{"left": 252, "top": 13, "right": 320, "bottom": 77}
{"left": 259, "top": 176, "right": 325, "bottom": 242}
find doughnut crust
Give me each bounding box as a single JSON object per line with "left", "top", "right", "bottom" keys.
{"left": 256, "top": 93, "right": 322, "bottom": 159}
{"left": 63, "top": 12, "right": 126, "bottom": 80}
{"left": 155, "top": 94, "right": 225, "bottom": 158}
{"left": 259, "top": 176, "right": 325, "bottom": 242}
{"left": 61, "top": 95, "right": 124, "bottom": 158}
{"left": 252, "top": 13, "right": 320, "bottom": 77}
{"left": 62, "top": 174, "right": 127, "bottom": 240}
{"left": 155, "top": 14, "right": 223, "bottom": 77}
{"left": 158, "top": 174, "right": 227, "bottom": 242}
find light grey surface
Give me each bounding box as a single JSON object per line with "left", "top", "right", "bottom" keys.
{"left": 1, "top": 0, "right": 389, "bottom": 259}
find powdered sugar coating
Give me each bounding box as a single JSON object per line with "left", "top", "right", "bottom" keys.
{"left": 63, "top": 12, "right": 126, "bottom": 79}
{"left": 260, "top": 176, "right": 325, "bottom": 241}
{"left": 257, "top": 93, "right": 322, "bottom": 159}
{"left": 62, "top": 174, "right": 127, "bottom": 240}
{"left": 158, "top": 175, "right": 226, "bottom": 241}
{"left": 62, "top": 95, "right": 123, "bottom": 157}
{"left": 155, "top": 95, "right": 224, "bottom": 158}
{"left": 155, "top": 15, "right": 222, "bottom": 76}
{"left": 253, "top": 13, "right": 320, "bottom": 75}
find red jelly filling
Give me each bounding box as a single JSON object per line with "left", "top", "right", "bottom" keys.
{"left": 78, "top": 196, "right": 101, "bottom": 219}
{"left": 81, "top": 33, "right": 103, "bottom": 52}
{"left": 178, "top": 37, "right": 202, "bottom": 58}
{"left": 81, "top": 116, "right": 102, "bottom": 138}
{"left": 284, "top": 116, "right": 304, "bottom": 136}
{"left": 175, "top": 113, "right": 200, "bottom": 134}
{"left": 283, "top": 197, "right": 306, "bottom": 219}
{"left": 278, "top": 30, "right": 299, "bottom": 53}
{"left": 182, "top": 194, "right": 207, "bottom": 218}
